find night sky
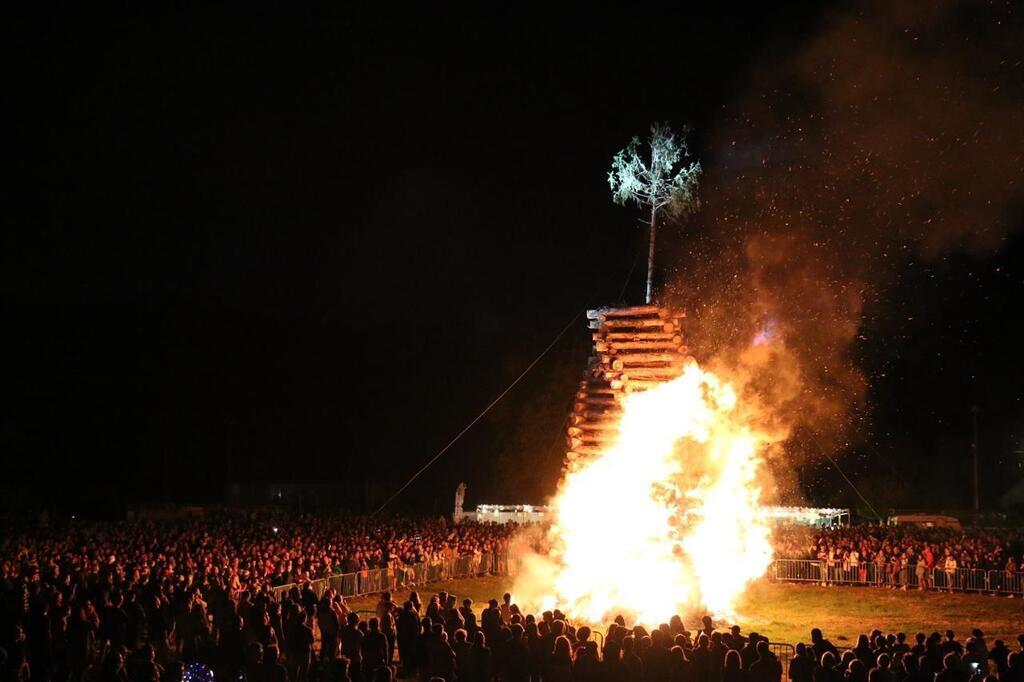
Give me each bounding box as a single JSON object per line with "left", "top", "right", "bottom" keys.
{"left": 4, "top": 3, "right": 1023, "bottom": 516}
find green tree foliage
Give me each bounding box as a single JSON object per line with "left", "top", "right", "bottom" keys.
{"left": 608, "top": 123, "right": 701, "bottom": 303}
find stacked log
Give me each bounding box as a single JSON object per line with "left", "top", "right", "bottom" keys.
{"left": 565, "top": 305, "right": 692, "bottom": 473}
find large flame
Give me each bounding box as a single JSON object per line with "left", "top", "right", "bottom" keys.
{"left": 523, "top": 359, "right": 775, "bottom": 625}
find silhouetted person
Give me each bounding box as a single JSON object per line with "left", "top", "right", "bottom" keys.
{"left": 325, "top": 657, "right": 352, "bottom": 682}
{"left": 426, "top": 626, "right": 455, "bottom": 682}
{"left": 452, "top": 630, "right": 473, "bottom": 682}
{"left": 812, "top": 631, "right": 839, "bottom": 664}
{"left": 99, "top": 651, "right": 129, "bottom": 682}
{"left": 750, "top": 642, "right": 782, "bottom": 682}
{"left": 261, "top": 646, "right": 289, "bottom": 682}
{"left": 548, "top": 637, "right": 574, "bottom": 682}
{"left": 286, "top": 612, "right": 314, "bottom": 682}
{"left": 622, "top": 636, "right": 645, "bottom": 682}
{"left": 789, "top": 644, "right": 813, "bottom": 682}
{"left": 604, "top": 640, "right": 630, "bottom": 682}
{"left": 341, "top": 614, "right": 364, "bottom": 682}
{"left": 723, "top": 650, "right": 747, "bottom": 682}
{"left": 459, "top": 600, "right": 478, "bottom": 640}
{"left": 934, "top": 653, "right": 968, "bottom": 682}
{"left": 361, "top": 619, "right": 389, "bottom": 682}
{"left": 397, "top": 603, "right": 420, "bottom": 676}
{"left": 815, "top": 653, "right": 843, "bottom": 682}
{"left": 469, "top": 632, "right": 492, "bottom": 682}
{"left": 319, "top": 596, "right": 341, "bottom": 660}
{"left": 481, "top": 601, "right": 502, "bottom": 647}
{"left": 846, "top": 659, "right": 868, "bottom": 682}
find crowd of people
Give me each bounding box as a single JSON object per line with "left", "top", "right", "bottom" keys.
{"left": 4, "top": 514, "right": 1024, "bottom": 682}
{"left": 0, "top": 514, "right": 516, "bottom": 682}
{"left": 4, "top": 568, "right": 1022, "bottom": 682}
{"left": 772, "top": 526, "right": 1024, "bottom": 585}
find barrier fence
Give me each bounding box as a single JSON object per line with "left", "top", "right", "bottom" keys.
{"left": 770, "top": 642, "right": 796, "bottom": 677}
{"left": 262, "top": 549, "right": 512, "bottom": 603}
{"left": 767, "top": 559, "right": 1024, "bottom": 595}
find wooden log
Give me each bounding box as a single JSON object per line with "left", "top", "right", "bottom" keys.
{"left": 575, "top": 402, "right": 622, "bottom": 412}
{"left": 569, "top": 411, "right": 614, "bottom": 421}
{"left": 567, "top": 447, "right": 605, "bottom": 457}
{"left": 573, "top": 401, "right": 620, "bottom": 414}
{"left": 598, "top": 350, "right": 683, "bottom": 363}
{"left": 568, "top": 423, "right": 618, "bottom": 436}
{"left": 625, "top": 366, "right": 685, "bottom": 379}
{"left": 599, "top": 340, "right": 684, "bottom": 352}
{"left": 571, "top": 414, "right": 620, "bottom": 427}
{"left": 574, "top": 397, "right": 622, "bottom": 410}
{"left": 578, "top": 383, "right": 613, "bottom": 391}
{"left": 573, "top": 399, "right": 618, "bottom": 409}
{"left": 581, "top": 383, "right": 618, "bottom": 394}
{"left": 594, "top": 332, "right": 683, "bottom": 342}
{"left": 570, "top": 436, "right": 613, "bottom": 450}
{"left": 614, "top": 352, "right": 686, "bottom": 365}
{"left": 576, "top": 389, "right": 621, "bottom": 401}
{"left": 579, "top": 433, "right": 617, "bottom": 445}
{"left": 586, "top": 305, "right": 667, "bottom": 320}
{"left": 596, "top": 341, "right": 683, "bottom": 353}
{"left": 573, "top": 409, "right": 618, "bottom": 419}
{"left": 569, "top": 421, "right": 614, "bottom": 432}
{"left": 622, "top": 379, "right": 665, "bottom": 391}
{"left": 589, "top": 317, "right": 676, "bottom": 330}
{"left": 569, "top": 434, "right": 616, "bottom": 449}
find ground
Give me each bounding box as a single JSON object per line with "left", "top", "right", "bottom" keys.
{"left": 346, "top": 577, "right": 1024, "bottom": 646}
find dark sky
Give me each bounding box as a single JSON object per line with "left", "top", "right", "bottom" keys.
{"left": 4, "top": 3, "right": 1023, "bottom": 515}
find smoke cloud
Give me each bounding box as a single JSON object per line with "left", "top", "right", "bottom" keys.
{"left": 666, "top": 0, "right": 1024, "bottom": 480}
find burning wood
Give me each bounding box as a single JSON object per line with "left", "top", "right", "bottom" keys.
{"left": 516, "top": 303, "right": 776, "bottom": 625}
{"left": 585, "top": 305, "right": 669, "bottom": 319}
{"left": 588, "top": 318, "right": 679, "bottom": 331}
{"left": 566, "top": 306, "right": 693, "bottom": 473}
{"left": 595, "top": 331, "right": 684, "bottom": 342}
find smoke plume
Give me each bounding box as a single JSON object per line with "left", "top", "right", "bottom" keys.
{"left": 666, "top": 0, "right": 1024, "bottom": 483}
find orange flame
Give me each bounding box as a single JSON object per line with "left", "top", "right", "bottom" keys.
{"left": 518, "top": 360, "right": 775, "bottom": 625}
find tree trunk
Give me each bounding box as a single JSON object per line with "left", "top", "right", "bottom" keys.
{"left": 645, "top": 205, "right": 657, "bottom": 304}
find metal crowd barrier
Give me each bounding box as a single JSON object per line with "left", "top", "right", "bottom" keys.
{"left": 770, "top": 642, "right": 796, "bottom": 677}
{"left": 767, "top": 559, "right": 1024, "bottom": 596}
{"left": 265, "top": 548, "right": 511, "bottom": 603}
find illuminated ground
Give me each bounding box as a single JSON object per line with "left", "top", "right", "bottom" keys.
{"left": 346, "top": 577, "right": 1023, "bottom": 646}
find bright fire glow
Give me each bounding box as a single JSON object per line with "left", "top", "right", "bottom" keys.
{"left": 525, "top": 360, "right": 775, "bottom": 625}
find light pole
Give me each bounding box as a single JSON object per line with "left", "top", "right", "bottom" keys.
{"left": 971, "top": 404, "right": 980, "bottom": 515}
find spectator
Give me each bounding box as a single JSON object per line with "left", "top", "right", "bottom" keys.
{"left": 548, "top": 636, "right": 574, "bottom": 682}
{"left": 724, "top": 649, "right": 748, "bottom": 682}
{"left": 811, "top": 631, "right": 839, "bottom": 664}
{"left": 750, "top": 640, "right": 782, "bottom": 682}
{"left": 988, "top": 640, "right": 1011, "bottom": 675}
{"left": 469, "top": 632, "right": 492, "bottom": 682}
{"left": 789, "top": 643, "right": 814, "bottom": 682}
{"left": 935, "top": 653, "right": 968, "bottom": 682}
{"left": 261, "top": 646, "right": 289, "bottom": 682}
{"left": 397, "top": 602, "right": 420, "bottom": 676}
{"left": 361, "top": 619, "right": 389, "bottom": 682}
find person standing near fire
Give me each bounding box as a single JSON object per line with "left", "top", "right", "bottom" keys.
{"left": 944, "top": 552, "right": 958, "bottom": 591}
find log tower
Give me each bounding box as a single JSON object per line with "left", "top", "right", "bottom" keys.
{"left": 566, "top": 305, "right": 691, "bottom": 473}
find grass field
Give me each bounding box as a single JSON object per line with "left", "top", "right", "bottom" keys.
{"left": 346, "top": 577, "right": 1023, "bottom": 646}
